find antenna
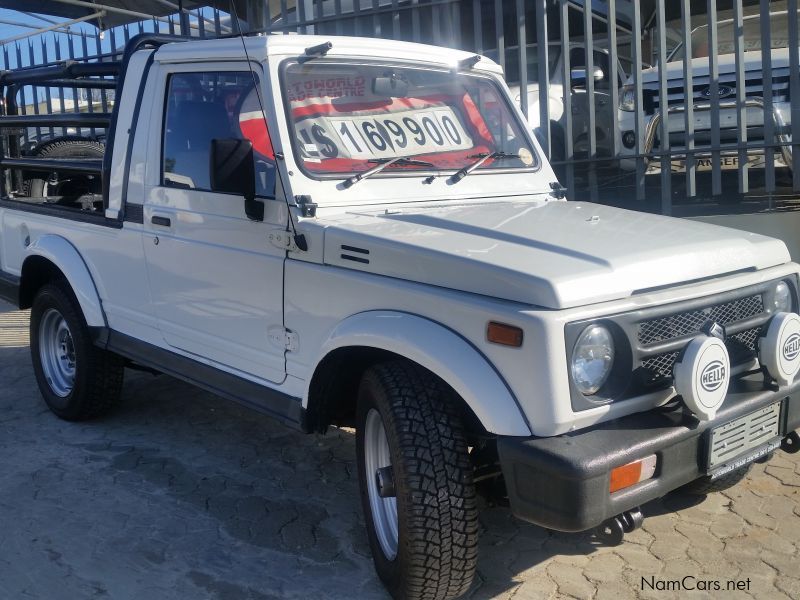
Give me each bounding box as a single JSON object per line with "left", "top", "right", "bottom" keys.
{"left": 228, "top": 1, "right": 307, "bottom": 252}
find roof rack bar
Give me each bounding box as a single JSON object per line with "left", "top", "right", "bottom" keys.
{"left": 0, "top": 62, "right": 121, "bottom": 86}
{"left": 0, "top": 114, "right": 113, "bottom": 128}
{"left": 35, "top": 78, "right": 118, "bottom": 90}
{"left": 14, "top": 50, "right": 124, "bottom": 71}
{"left": 0, "top": 157, "right": 103, "bottom": 174}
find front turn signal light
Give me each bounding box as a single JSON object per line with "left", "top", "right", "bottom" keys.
{"left": 609, "top": 455, "right": 657, "bottom": 493}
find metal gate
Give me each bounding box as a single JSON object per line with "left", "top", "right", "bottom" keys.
{"left": 1, "top": 0, "right": 798, "bottom": 219}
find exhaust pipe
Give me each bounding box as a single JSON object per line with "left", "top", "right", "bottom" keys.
{"left": 782, "top": 431, "right": 800, "bottom": 454}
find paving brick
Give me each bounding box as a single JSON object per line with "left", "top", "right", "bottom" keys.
{"left": 545, "top": 561, "right": 595, "bottom": 599}
{"left": 582, "top": 551, "right": 627, "bottom": 584}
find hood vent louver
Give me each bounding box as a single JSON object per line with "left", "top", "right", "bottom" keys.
{"left": 341, "top": 244, "right": 370, "bottom": 264}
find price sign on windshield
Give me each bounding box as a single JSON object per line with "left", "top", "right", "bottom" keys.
{"left": 294, "top": 106, "right": 474, "bottom": 161}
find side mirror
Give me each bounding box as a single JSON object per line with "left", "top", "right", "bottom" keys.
{"left": 570, "top": 67, "right": 605, "bottom": 86}
{"left": 210, "top": 138, "right": 263, "bottom": 221}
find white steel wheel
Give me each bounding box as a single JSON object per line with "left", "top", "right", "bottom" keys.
{"left": 363, "top": 407, "right": 399, "bottom": 560}
{"left": 38, "top": 307, "right": 76, "bottom": 397}
{"left": 30, "top": 282, "right": 124, "bottom": 421}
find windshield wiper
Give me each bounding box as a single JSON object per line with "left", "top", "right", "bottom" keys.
{"left": 449, "top": 151, "right": 521, "bottom": 184}
{"left": 342, "top": 156, "right": 435, "bottom": 188}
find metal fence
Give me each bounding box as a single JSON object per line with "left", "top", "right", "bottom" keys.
{"left": 1, "top": 0, "right": 798, "bottom": 217}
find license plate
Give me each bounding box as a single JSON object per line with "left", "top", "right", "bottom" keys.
{"left": 706, "top": 402, "right": 782, "bottom": 478}
{"left": 708, "top": 440, "right": 782, "bottom": 480}
{"left": 693, "top": 155, "right": 761, "bottom": 172}
{"left": 654, "top": 154, "right": 768, "bottom": 174}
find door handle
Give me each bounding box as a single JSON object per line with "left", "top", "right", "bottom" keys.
{"left": 151, "top": 215, "right": 172, "bottom": 227}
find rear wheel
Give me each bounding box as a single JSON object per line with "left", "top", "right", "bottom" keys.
{"left": 356, "top": 361, "right": 478, "bottom": 600}
{"left": 30, "top": 281, "right": 123, "bottom": 420}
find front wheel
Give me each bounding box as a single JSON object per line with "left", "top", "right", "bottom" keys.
{"left": 356, "top": 361, "right": 478, "bottom": 600}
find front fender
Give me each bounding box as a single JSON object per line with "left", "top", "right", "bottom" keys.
{"left": 24, "top": 235, "right": 105, "bottom": 327}
{"left": 311, "top": 310, "right": 532, "bottom": 436}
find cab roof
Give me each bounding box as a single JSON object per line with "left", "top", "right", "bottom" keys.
{"left": 153, "top": 34, "right": 504, "bottom": 75}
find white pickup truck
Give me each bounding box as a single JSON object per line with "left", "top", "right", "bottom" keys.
{"left": 1, "top": 33, "right": 799, "bottom": 600}
{"left": 490, "top": 42, "right": 627, "bottom": 162}
{"left": 617, "top": 10, "right": 796, "bottom": 175}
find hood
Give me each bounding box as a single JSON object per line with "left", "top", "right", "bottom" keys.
{"left": 634, "top": 47, "right": 795, "bottom": 85}
{"left": 320, "top": 200, "right": 790, "bottom": 309}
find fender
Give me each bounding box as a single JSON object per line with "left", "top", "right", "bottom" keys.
{"left": 23, "top": 235, "right": 106, "bottom": 327}
{"left": 311, "top": 310, "right": 532, "bottom": 436}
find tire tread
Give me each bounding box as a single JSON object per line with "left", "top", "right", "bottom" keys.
{"left": 362, "top": 361, "right": 478, "bottom": 600}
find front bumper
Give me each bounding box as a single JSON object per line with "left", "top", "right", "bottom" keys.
{"left": 616, "top": 99, "right": 793, "bottom": 173}
{"left": 497, "top": 374, "right": 800, "bottom": 532}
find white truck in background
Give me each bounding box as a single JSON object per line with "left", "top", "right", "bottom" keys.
{"left": 0, "top": 33, "right": 799, "bottom": 600}
{"left": 617, "top": 10, "right": 796, "bottom": 176}
{"left": 490, "top": 42, "right": 627, "bottom": 164}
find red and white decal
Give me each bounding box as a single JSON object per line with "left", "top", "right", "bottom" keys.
{"left": 238, "top": 89, "right": 274, "bottom": 159}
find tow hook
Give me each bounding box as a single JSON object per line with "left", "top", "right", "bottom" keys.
{"left": 782, "top": 431, "right": 800, "bottom": 454}
{"left": 593, "top": 507, "right": 644, "bottom": 546}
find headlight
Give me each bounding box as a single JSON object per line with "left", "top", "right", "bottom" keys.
{"left": 619, "top": 84, "right": 635, "bottom": 111}
{"left": 774, "top": 281, "right": 792, "bottom": 313}
{"left": 571, "top": 324, "right": 615, "bottom": 395}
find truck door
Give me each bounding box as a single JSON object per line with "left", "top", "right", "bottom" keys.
{"left": 142, "top": 65, "right": 286, "bottom": 383}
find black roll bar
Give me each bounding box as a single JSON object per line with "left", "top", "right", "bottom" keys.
{"left": 0, "top": 33, "right": 189, "bottom": 204}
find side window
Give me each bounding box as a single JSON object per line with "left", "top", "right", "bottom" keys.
{"left": 162, "top": 71, "right": 276, "bottom": 197}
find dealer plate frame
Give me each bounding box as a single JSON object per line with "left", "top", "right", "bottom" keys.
{"left": 706, "top": 402, "right": 782, "bottom": 476}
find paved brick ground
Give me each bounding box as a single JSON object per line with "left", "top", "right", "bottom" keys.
{"left": 0, "top": 299, "right": 798, "bottom": 600}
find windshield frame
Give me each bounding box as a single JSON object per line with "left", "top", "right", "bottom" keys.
{"left": 277, "top": 56, "right": 542, "bottom": 182}
{"left": 667, "top": 10, "right": 790, "bottom": 62}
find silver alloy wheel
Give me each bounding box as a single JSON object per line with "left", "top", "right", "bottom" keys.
{"left": 38, "top": 308, "right": 76, "bottom": 397}
{"left": 364, "top": 408, "right": 399, "bottom": 560}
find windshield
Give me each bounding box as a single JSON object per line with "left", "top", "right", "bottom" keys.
{"left": 670, "top": 11, "right": 799, "bottom": 61}
{"left": 281, "top": 60, "right": 538, "bottom": 176}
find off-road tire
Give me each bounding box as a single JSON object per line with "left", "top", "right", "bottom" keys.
{"left": 356, "top": 361, "right": 478, "bottom": 600}
{"left": 22, "top": 138, "right": 105, "bottom": 198}
{"left": 682, "top": 465, "right": 752, "bottom": 495}
{"left": 30, "top": 281, "right": 123, "bottom": 420}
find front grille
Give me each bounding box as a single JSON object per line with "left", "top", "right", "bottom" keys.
{"left": 565, "top": 278, "right": 791, "bottom": 412}
{"left": 646, "top": 69, "right": 791, "bottom": 115}
{"left": 641, "top": 351, "right": 680, "bottom": 380}
{"left": 638, "top": 293, "right": 766, "bottom": 384}
{"left": 638, "top": 294, "right": 764, "bottom": 345}
{"left": 727, "top": 327, "right": 762, "bottom": 363}
{"left": 641, "top": 325, "right": 763, "bottom": 381}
